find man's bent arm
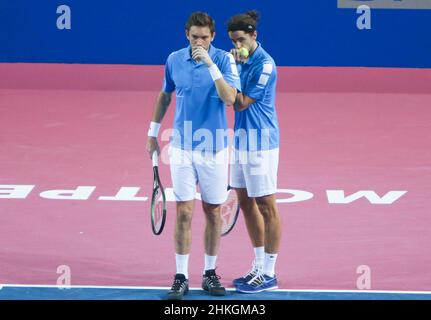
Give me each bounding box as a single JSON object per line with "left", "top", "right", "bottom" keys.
{"left": 214, "top": 77, "right": 237, "bottom": 106}
{"left": 234, "top": 92, "right": 255, "bottom": 112}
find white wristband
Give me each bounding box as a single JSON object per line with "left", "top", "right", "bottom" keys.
{"left": 148, "top": 121, "right": 161, "bottom": 137}
{"left": 208, "top": 64, "right": 223, "bottom": 81}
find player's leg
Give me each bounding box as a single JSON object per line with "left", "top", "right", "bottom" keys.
{"left": 236, "top": 188, "right": 264, "bottom": 253}
{"left": 202, "top": 201, "right": 222, "bottom": 256}
{"left": 200, "top": 201, "right": 226, "bottom": 296}
{"left": 196, "top": 148, "right": 229, "bottom": 296}
{"left": 255, "top": 193, "right": 281, "bottom": 277}
{"left": 175, "top": 200, "right": 195, "bottom": 255}
{"left": 167, "top": 146, "right": 197, "bottom": 300}
{"left": 236, "top": 148, "right": 280, "bottom": 293}
{"left": 230, "top": 149, "right": 265, "bottom": 286}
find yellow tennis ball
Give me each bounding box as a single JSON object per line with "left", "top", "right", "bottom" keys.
{"left": 239, "top": 47, "right": 249, "bottom": 58}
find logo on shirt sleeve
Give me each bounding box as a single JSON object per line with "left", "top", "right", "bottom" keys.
{"left": 262, "top": 63, "right": 273, "bottom": 74}
{"left": 256, "top": 62, "right": 273, "bottom": 88}
{"left": 257, "top": 74, "right": 270, "bottom": 87}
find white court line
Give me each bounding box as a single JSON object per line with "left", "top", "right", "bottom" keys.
{"left": 1, "top": 284, "right": 431, "bottom": 295}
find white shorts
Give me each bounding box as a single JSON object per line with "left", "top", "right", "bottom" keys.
{"left": 168, "top": 146, "right": 229, "bottom": 204}
{"left": 230, "top": 148, "right": 279, "bottom": 198}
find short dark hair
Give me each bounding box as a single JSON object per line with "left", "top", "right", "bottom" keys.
{"left": 227, "top": 10, "right": 260, "bottom": 34}
{"left": 186, "top": 12, "right": 215, "bottom": 34}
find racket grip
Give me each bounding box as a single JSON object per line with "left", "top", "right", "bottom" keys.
{"left": 152, "top": 151, "right": 158, "bottom": 167}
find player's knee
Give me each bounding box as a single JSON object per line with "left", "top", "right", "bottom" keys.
{"left": 176, "top": 203, "right": 193, "bottom": 225}
{"left": 256, "top": 196, "right": 278, "bottom": 220}
{"left": 176, "top": 211, "right": 192, "bottom": 227}
{"left": 202, "top": 203, "right": 221, "bottom": 221}
{"left": 238, "top": 195, "right": 255, "bottom": 213}
{"left": 239, "top": 201, "right": 255, "bottom": 216}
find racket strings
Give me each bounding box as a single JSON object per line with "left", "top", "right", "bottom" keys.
{"left": 221, "top": 193, "right": 237, "bottom": 220}
{"left": 154, "top": 202, "right": 164, "bottom": 224}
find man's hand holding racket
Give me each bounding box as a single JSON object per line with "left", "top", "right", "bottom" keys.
{"left": 146, "top": 136, "right": 160, "bottom": 159}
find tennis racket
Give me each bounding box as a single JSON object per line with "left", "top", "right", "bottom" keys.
{"left": 220, "top": 186, "right": 240, "bottom": 236}
{"left": 150, "top": 151, "right": 167, "bottom": 235}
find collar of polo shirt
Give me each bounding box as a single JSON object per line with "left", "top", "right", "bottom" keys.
{"left": 244, "top": 42, "right": 262, "bottom": 65}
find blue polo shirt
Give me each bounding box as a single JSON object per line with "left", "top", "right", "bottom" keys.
{"left": 163, "top": 45, "right": 241, "bottom": 152}
{"left": 234, "top": 43, "right": 279, "bottom": 151}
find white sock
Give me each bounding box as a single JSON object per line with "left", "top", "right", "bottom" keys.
{"left": 175, "top": 253, "right": 189, "bottom": 279}
{"left": 203, "top": 254, "right": 217, "bottom": 274}
{"left": 263, "top": 252, "right": 278, "bottom": 278}
{"left": 253, "top": 246, "right": 265, "bottom": 269}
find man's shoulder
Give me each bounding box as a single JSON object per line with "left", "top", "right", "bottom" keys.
{"left": 212, "top": 46, "right": 233, "bottom": 60}
{"left": 166, "top": 47, "right": 188, "bottom": 62}
{"left": 259, "top": 51, "right": 276, "bottom": 66}
{"left": 251, "top": 49, "right": 276, "bottom": 76}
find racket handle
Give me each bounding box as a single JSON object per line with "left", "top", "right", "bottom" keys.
{"left": 152, "top": 151, "right": 158, "bottom": 167}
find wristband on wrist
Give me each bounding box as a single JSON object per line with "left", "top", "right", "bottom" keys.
{"left": 148, "top": 121, "right": 161, "bottom": 137}
{"left": 208, "top": 64, "right": 223, "bottom": 81}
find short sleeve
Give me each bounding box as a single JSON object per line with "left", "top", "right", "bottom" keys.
{"left": 243, "top": 60, "right": 275, "bottom": 101}
{"left": 162, "top": 53, "right": 175, "bottom": 93}
{"left": 220, "top": 53, "right": 241, "bottom": 92}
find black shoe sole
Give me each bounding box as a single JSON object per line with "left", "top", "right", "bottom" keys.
{"left": 202, "top": 284, "right": 226, "bottom": 296}
{"left": 167, "top": 287, "right": 189, "bottom": 300}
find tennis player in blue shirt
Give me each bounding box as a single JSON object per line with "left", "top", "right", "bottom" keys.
{"left": 227, "top": 10, "right": 282, "bottom": 293}
{"left": 146, "top": 12, "right": 240, "bottom": 300}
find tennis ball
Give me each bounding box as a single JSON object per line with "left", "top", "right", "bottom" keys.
{"left": 239, "top": 47, "right": 249, "bottom": 58}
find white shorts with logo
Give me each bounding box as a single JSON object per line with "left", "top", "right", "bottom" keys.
{"left": 230, "top": 148, "right": 279, "bottom": 198}
{"left": 168, "top": 146, "right": 229, "bottom": 204}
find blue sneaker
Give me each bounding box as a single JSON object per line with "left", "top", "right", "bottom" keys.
{"left": 236, "top": 273, "right": 278, "bottom": 293}
{"left": 232, "top": 263, "right": 262, "bottom": 286}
